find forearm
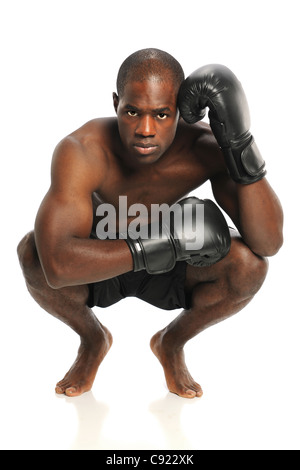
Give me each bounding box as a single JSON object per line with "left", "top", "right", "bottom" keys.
{"left": 37, "top": 236, "right": 133, "bottom": 289}
{"left": 235, "top": 178, "right": 283, "bottom": 257}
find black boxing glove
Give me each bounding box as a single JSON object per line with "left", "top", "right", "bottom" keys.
{"left": 124, "top": 197, "right": 231, "bottom": 274}
{"left": 178, "top": 64, "right": 266, "bottom": 184}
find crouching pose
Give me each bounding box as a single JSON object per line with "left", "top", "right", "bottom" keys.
{"left": 17, "top": 49, "right": 283, "bottom": 398}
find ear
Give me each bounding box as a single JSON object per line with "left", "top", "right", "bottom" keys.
{"left": 113, "top": 92, "right": 119, "bottom": 113}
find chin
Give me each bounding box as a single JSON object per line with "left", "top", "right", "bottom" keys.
{"left": 136, "top": 153, "right": 163, "bottom": 165}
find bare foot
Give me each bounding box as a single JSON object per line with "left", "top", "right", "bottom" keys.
{"left": 150, "top": 330, "right": 203, "bottom": 399}
{"left": 55, "top": 326, "right": 112, "bottom": 397}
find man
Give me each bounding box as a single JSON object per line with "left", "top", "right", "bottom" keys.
{"left": 17, "top": 49, "right": 283, "bottom": 398}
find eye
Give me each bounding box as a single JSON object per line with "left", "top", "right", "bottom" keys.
{"left": 157, "top": 113, "right": 167, "bottom": 120}
{"left": 127, "top": 110, "right": 138, "bottom": 117}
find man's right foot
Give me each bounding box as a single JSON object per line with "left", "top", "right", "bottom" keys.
{"left": 55, "top": 326, "right": 113, "bottom": 397}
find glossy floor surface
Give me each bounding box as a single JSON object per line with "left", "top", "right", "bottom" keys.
{"left": 1, "top": 243, "right": 299, "bottom": 450}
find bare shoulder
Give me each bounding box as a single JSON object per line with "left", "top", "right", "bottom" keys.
{"left": 176, "top": 120, "right": 219, "bottom": 154}
{"left": 51, "top": 118, "right": 117, "bottom": 192}
{"left": 175, "top": 120, "right": 226, "bottom": 176}
{"left": 68, "top": 117, "right": 116, "bottom": 149}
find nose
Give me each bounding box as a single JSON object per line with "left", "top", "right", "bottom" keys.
{"left": 135, "top": 114, "right": 156, "bottom": 138}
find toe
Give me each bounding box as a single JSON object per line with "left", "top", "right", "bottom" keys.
{"left": 184, "top": 389, "right": 197, "bottom": 398}
{"left": 65, "top": 386, "right": 79, "bottom": 397}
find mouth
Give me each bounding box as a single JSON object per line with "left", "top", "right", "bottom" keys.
{"left": 133, "top": 143, "right": 158, "bottom": 156}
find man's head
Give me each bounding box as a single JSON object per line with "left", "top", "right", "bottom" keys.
{"left": 116, "top": 48, "right": 184, "bottom": 98}
{"left": 113, "top": 49, "right": 185, "bottom": 165}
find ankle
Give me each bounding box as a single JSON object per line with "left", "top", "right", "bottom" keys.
{"left": 80, "top": 327, "right": 108, "bottom": 349}
{"left": 157, "top": 328, "right": 185, "bottom": 354}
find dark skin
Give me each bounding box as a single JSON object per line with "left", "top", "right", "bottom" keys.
{"left": 17, "top": 74, "right": 283, "bottom": 398}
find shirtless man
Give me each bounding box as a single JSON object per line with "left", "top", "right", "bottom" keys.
{"left": 17, "top": 49, "right": 283, "bottom": 398}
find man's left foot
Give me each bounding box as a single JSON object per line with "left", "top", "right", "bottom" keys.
{"left": 150, "top": 330, "right": 203, "bottom": 398}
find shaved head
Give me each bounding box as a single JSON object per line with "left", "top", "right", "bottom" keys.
{"left": 116, "top": 48, "right": 185, "bottom": 97}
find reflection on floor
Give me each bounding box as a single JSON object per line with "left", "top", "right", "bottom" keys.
{"left": 1, "top": 271, "right": 299, "bottom": 450}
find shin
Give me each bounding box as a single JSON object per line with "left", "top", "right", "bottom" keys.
{"left": 17, "top": 231, "right": 112, "bottom": 396}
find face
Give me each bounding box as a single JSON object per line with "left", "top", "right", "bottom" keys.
{"left": 113, "top": 77, "right": 179, "bottom": 165}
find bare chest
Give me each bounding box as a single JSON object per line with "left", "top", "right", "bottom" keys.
{"left": 92, "top": 156, "right": 208, "bottom": 231}
{"left": 101, "top": 159, "right": 206, "bottom": 207}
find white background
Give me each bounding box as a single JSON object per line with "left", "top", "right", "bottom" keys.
{"left": 1, "top": 0, "right": 299, "bottom": 450}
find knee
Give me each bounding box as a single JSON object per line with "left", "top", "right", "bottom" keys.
{"left": 17, "top": 231, "right": 39, "bottom": 274}
{"left": 228, "top": 239, "right": 269, "bottom": 301}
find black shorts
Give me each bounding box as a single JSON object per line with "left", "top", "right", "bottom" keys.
{"left": 87, "top": 261, "right": 190, "bottom": 311}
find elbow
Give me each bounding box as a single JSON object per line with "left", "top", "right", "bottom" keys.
{"left": 35, "top": 232, "right": 73, "bottom": 288}
{"left": 252, "top": 232, "right": 284, "bottom": 258}
{"left": 44, "top": 270, "right": 63, "bottom": 290}
{"left": 269, "top": 234, "right": 284, "bottom": 256}
{"left": 42, "top": 258, "right": 69, "bottom": 289}
{"left": 46, "top": 273, "right": 66, "bottom": 290}
{"left": 266, "top": 229, "right": 284, "bottom": 257}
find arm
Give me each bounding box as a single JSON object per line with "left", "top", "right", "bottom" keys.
{"left": 34, "top": 137, "right": 133, "bottom": 289}
{"left": 178, "top": 64, "right": 283, "bottom": 257}
{"left": 211, "top": 168, "right": 283, "bottom": 257}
